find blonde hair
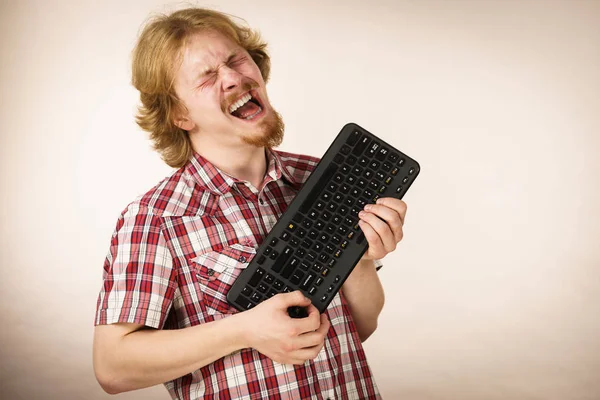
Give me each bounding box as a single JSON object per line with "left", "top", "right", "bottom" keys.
{"left": 132, "top": 8, "right": 271, "bottom": 168}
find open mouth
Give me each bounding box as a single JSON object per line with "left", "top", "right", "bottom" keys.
{"left": 228, "top": 90, "right": 264, "bottom": 120}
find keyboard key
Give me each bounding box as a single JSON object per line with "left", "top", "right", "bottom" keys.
{"left": 409, "top": 167, "right": 415, "bottom": 175}
{"left": 257, "top": 283, "right": 268, "bottom": 293}
{"left": 346, "top": 130, "right": 361, "bottom": 145}
{"left": 290, "top": 270, "right": 305, "bottom": 285}
{"left": 257, "top": 255, "right": 266, "bottom": 265}
{"left": 381, "top": 162, "right": 392, "bottom": 171}
{"left": 235, "top": 295, "right": 254, "bottom": 310}
{"left": 264, "top": 274, "right": 274, "bottom": 284}
{"left": 352, "top": 136, "right": 371, "bottom": 156}
{"left": 300, "top": 273, "right": 316, "bottom": 290}
{"left": 299, "top": 261, "right": 311, "bottom": 271}
{"left": 282, "top": 257, "right": 300, "bottom": 278}
{"left": 389, "top": 153, "right": 399, "bottom": 163}
{"left": 402, "top": 176, "right": 409, "bottom": 184}
{"left": 376, "top": 147, "right": 389, "bottom": 161}
{"left": 367, "top": 142, "right": 380, "bottom": 157}
{"left": 340, "top": 145, "right": 351, "bottom": 155}
{"left": 271, "top": 247, "right": 293, "bottom": 273}
{"left": 308, "top": 286, "right": 317, "bottom": 295}
{"left": 299, "top": 163, "right": 338, "bottom": 213}
{"left": 280, "top": 231, "right": 291, "bottom": 241}
{"left": 315, "top": 277, "right": 324, "bottom": 286}
{"left": 248, "top": 268, "right": 265, "bottom": 286}
{"left": 333, "top": 154, "right": 344, "bottom": 164}
{"left": 398, "top": 158, "right": 405, "bottom": 167}
{"left": 273, "top": 279, "right": 284, "bottom": 289}
{"left": 270, "top": 238, "right": 279, "bottom": 246}
{"left": 242, "top": 286, "right": 253, "bottom": 296}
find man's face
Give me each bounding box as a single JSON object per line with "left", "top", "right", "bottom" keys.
{"left": 173, "top": 30, "right": 283, "bottom": 148}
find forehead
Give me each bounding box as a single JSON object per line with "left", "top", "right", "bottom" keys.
{"left": 178, "top": 30, "right": 242, "bottom": 79}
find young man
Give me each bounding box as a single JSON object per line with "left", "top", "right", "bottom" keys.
{"left": 94, "top": 7, "right": 408, "bottom": 400}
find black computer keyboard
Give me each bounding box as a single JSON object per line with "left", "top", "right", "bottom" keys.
{"left": 227, "top": 123, "right": 420, "bottom": 316}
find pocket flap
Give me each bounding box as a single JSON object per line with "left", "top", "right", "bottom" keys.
{"left": 191, "top": 244, "right": 256, "bottom": 274}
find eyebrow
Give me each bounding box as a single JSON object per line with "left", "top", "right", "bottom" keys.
{"left": 196, "top": 52, "right": 238, "bottom": 80}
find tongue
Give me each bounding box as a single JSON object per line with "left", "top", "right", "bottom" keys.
{"left": 232, "top": 101, "right": 260, "bottom": 119}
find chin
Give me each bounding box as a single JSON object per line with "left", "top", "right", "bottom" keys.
{"left": 241, "top": 108, "right": 285, "bottom": 148}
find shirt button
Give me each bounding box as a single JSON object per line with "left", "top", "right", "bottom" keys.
{"left": 207, "top": 269, "right": 215, "bottom": 276}
{"left": 239, "top": 256, "right": 247, "bottom": 263}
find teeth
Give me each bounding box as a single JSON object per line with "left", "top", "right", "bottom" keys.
{"left": 229, "top": 93, "right": 252, "bottom": 114}
{"left": 245, "top": 106, "right": 262, "bottom": 120}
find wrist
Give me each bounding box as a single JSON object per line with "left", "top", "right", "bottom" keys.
{"left": 222, "top": 312, "right": 253, "bottom": 350}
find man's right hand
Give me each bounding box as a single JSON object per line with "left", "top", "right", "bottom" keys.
{"left": 239, "top": 290, "right": 331, "bottom": 365}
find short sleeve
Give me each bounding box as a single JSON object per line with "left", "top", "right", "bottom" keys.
{"left": 95, "top": 204, "right": 176, "bottom": 329}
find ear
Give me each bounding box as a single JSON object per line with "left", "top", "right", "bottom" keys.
{"left": 174, "top": 114, "right": 195, "bottom": 131}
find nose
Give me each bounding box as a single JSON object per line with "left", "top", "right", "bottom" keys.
{"left": 220, "top": 65, "right": 243, "bottom": 92}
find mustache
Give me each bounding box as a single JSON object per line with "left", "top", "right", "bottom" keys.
{"left": 222, "top": 81, "right": 259, "bottom": 113}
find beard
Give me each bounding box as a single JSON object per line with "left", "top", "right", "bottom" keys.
{"left": 240, "top": 106, "right": 285, "bottom": 149}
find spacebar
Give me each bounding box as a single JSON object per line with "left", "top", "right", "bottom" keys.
{"left": 299, "top": 163, "right": 338, "bottom": 213}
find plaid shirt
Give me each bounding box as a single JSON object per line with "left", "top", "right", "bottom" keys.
{"left": 95, "top": 149, "right": 382, "bottom": 400}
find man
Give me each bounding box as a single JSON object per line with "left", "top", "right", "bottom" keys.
{"left": 94, "top": 7, "right": 408, "bottom": 400}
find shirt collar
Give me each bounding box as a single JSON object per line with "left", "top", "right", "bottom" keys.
{"left": 184, "top": 149, "right": 300, "bottom": 196}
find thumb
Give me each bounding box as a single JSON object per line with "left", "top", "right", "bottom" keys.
{"left": 277, "top": 290, "right": 311, "bottom": 309}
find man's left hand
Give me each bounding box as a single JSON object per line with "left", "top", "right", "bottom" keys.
{"left": 358, "top": 198, "right": 408, "bottom": 261}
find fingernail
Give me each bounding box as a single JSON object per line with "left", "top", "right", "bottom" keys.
{"left": 376, "top": 198, "right": 383, "bottom": 204}
{"left": 364, "top": 204, "right": 372, "bottom": 211}
{"left": 359, "top": 211, "right": 366, "bottom": 218}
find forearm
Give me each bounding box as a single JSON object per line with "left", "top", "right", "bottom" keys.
{"left": 341, "top": 259, "right": 385, "bottom": 341}
{"left": 94, "top": 313, "right": 248, "bottom": 394}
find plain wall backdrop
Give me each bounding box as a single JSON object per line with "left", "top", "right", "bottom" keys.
{"left": 1, "top": 0, "right": 599, "bottom": 399}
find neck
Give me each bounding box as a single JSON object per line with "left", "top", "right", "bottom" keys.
{"left": 191, "top": 136, "right": 268, "bottom": 190}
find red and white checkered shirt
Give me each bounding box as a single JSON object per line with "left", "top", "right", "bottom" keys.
{"left": 95, "top": 149, "right": 382, "bottom": 400}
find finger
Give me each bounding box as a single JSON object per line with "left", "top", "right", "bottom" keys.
{"left": 293, "top": 304, "right": 322, "bottom": 334}
{"left": 275, "top": 290, "right": 311, "bottom": 309}
{"left": 357, "top": 220, "right": 385, "bottom": 257}
{"left": 375, "top": 198, "right": 407, "bottom": 224}
{"left": 359, "top": 211, "right": 397, "bottom": 253}
{"left": 362, "top": 203, "right": 404, "bottom": 242}
{"left": 290, "top": 342, "right": 325, "bottom": 362}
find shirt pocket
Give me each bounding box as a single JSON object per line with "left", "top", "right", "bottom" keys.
{"left": 190, "top": 243, "right": 256, "bottom": 315}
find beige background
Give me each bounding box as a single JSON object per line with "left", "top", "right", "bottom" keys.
{"left": 1, "top": 0, "right": 599, "bottom": 399}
